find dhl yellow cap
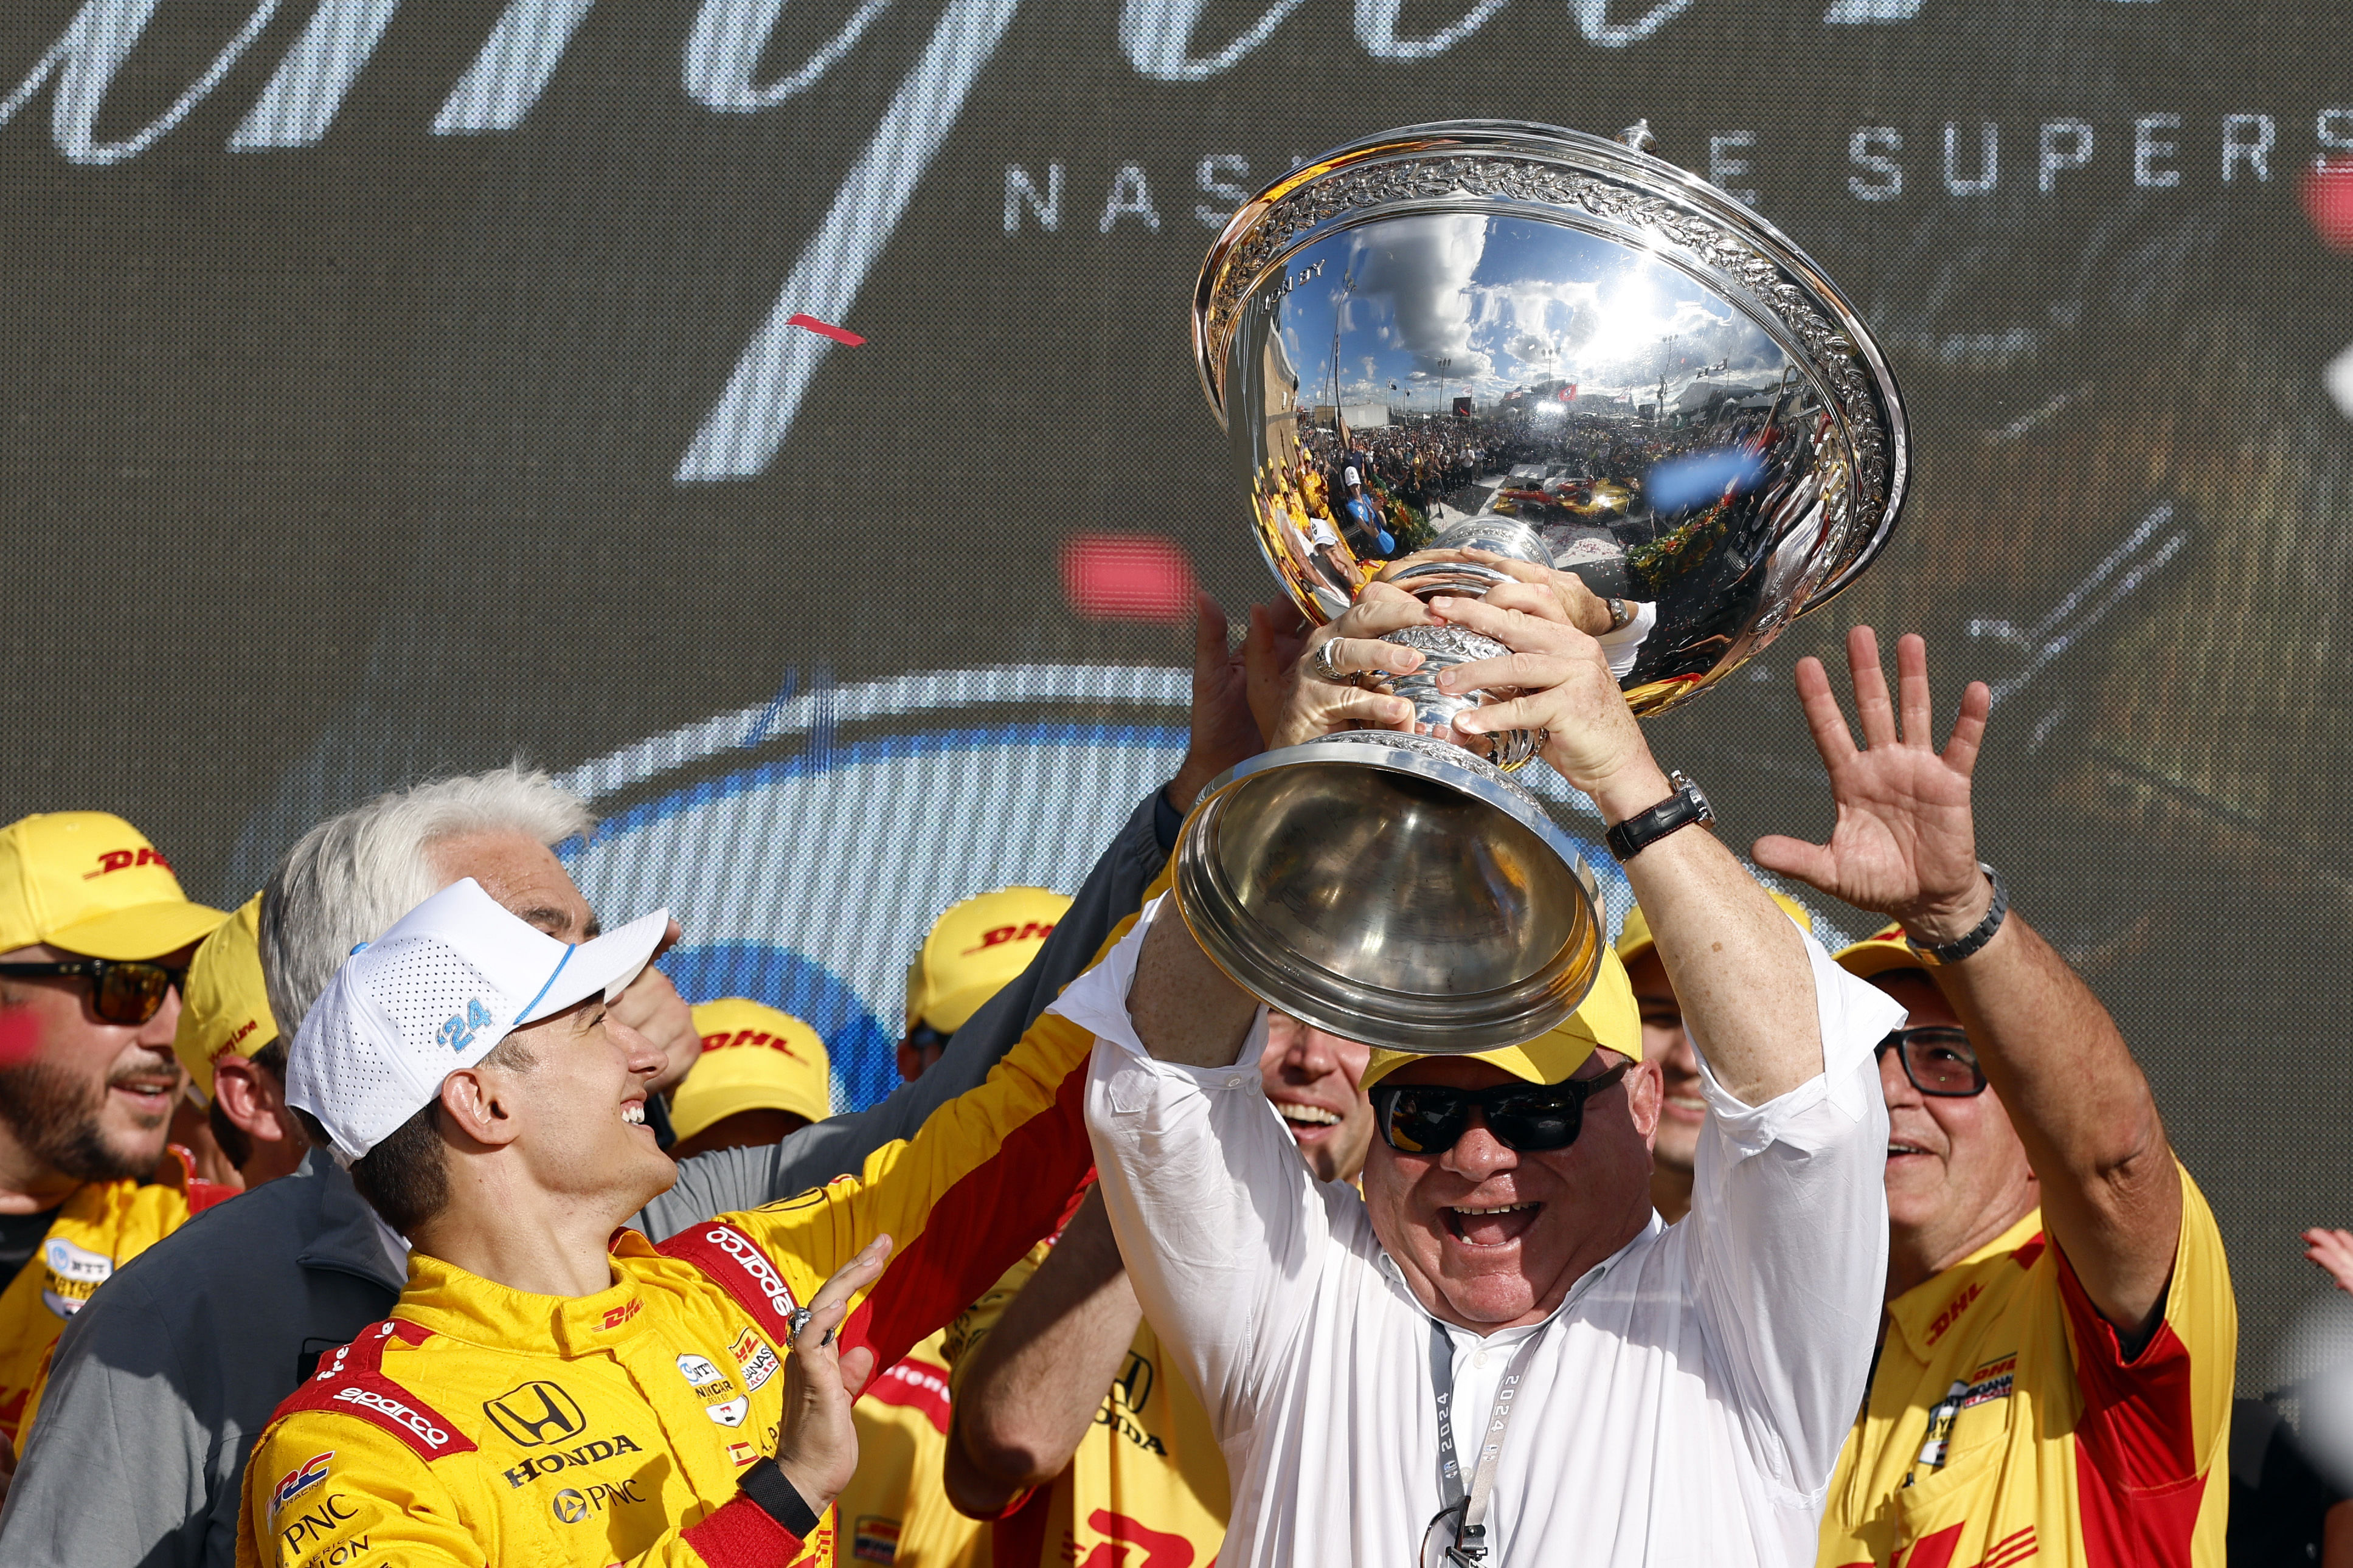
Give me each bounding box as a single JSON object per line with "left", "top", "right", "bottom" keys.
{"left": 1615, "top": 890, "right": 1815, "bottom": 968}
{"left": 1833, "top": 919, "right": 1931, "bottom": 981}
{"left": 0, "top": 812, "right": 227, "bottom": 961}
{"left": 1360, "top": 945, "right": 1643, "bottom": 1093}
{"left": 671, "top": 999, "right": 834, "bottom": 1141}
{"left": 172, "top": 892, "right": 278, "bottom": 1101}
{"left": 904, "top": 886, "right": 1073, "bottom": 1035}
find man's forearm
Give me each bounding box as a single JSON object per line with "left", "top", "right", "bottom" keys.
{"left": 1919, "top": 902, "right": 2179, "bottom": 1328}
{"left": 1601, "top": 762, "right": 1821, "bottom": 1105}
{"left": 1128, "top": 903, "right": 1260, "bottom": 1068}
{"left": 945, "top": 1191, "right": 1141, "bottom": 1518}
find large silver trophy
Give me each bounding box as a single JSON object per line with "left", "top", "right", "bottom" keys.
{"left": 1174, "top": 120, "right": 1909, "bottom": 1053}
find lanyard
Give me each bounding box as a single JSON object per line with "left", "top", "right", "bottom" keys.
{"left": 1424, "top": 1318, "right": 1552, "bottom": 1567}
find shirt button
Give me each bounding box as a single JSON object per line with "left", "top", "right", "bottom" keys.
{"left": 1225, "top": 1074, "right": 1249, "bottom": 1090}
{"left": 1474, "top": 1350, "right": 1488, "bottom": 1369}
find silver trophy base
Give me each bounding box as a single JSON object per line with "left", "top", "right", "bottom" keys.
{"left": 1172, "top": 731, "right": 1604, "bottom": 1054}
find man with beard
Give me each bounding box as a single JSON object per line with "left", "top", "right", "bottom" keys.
{"left": 940, "top": 1012, "right": 1379, "bottom": 1568}
{"left": 0, "top": 812, "right": 227, "bottom": 1460}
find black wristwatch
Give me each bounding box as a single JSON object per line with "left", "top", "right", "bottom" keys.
{"left": 1604, "top": 771, "right": 1714, "bottom": 862}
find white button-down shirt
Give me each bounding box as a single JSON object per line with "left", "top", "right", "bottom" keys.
{"left": 1053, "top": 897, "right": 1901, "bottom": 1567}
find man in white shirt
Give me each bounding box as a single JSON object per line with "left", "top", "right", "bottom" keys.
{"left": 1048, "top": 573, "right": 1903, "bottom": 1566}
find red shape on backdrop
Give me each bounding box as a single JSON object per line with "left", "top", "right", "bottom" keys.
{"left": 1060, "top": 534, "right": 1198, "bottom": 624}
{"left": 786, "top": 313, "right": 866, "bottom": 346}
{"left": 2301, "top": 163, "right": 2353, "bottom": 252}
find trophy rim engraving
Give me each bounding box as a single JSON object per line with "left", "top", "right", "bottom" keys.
{"left": 1192, "top": 117, "right": 1910, "bottom": 612}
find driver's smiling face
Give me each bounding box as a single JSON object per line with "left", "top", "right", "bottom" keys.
{"left": 1362, "top": 1051, "right": 1659, "bottom": 1334}
{"left": 1875, "top": 973, "right": 2035, "bottom": 1254}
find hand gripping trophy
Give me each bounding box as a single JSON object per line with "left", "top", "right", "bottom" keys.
{"left": 1174, "top": 120, "right": 1910, "bottom": 1052}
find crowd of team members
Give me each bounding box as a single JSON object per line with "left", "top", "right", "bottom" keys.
{"left": 0, "top": 576, "right": 2324, "bottom": 1568}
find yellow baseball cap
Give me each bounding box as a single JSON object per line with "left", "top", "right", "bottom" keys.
{"left": 671, "top": 1000, "right": 834, "bottom": 1141}
{"left": 1834, "top": 920, "right": 1931, "bottom": 981}
{"left": 904, "top": 886, "right": 1074, "bottom": 1034}
{"left": 1615, "top": 890, "right": 1814, "bottom": 968}
{"left": 0, "top": 811, "right": 227, "bottom": 961}
{"left": 172, "top": 892, "right": 279, "bottom": 1101}
{"left": 1359, "top": 945, "right": 1643, "bottom": 1093}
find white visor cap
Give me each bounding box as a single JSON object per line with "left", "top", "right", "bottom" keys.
{"left": 287, "top": 877, "right": 670, "bottom": 1164}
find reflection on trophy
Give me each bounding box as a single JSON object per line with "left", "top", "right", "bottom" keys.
{"left": 1174, "top": 120, "right": 1910, "bottom": 1054}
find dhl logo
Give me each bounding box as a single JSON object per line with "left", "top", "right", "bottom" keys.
{"left": 600, "top": 1299, "right": 642, "bottom": 1330}
{"left": 699, "top": 1028, "right": 805, "bottom": 1059}
{"left": 84, "top": 846, "right": 171, "bottom": 879}
{"left": 1924, "top": 1280, "right": 1983, "bottom": 1345}
{"left": 960, "top": 920, "right": 1055, "bottom": 956}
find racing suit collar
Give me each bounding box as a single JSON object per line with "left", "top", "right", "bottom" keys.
{"left": 395, "top": 1248, "right": 653, "bottom": 1357}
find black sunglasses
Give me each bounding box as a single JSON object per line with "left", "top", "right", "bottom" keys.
{"left": 1370, "top": 1062, "right": 1631, "bottom": 1156}
{"left": 0, "top": 959, "right": 187, "bottom": 1026}
{"left": 1875, "top": 1026, "right": 1987, "bottom": 1099}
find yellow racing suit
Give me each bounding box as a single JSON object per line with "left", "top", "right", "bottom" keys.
{"left": 237, "top": 985, "right": 1117, "bottom": 1568}
{"left": 0, "top": 1168, "right": 204, "bottom": 1451}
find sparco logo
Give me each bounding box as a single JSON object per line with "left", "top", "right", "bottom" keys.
{"left": 703, "top": 1226, "right": 798, "bottom": 1322}
{"left": 503, "top": 1432, "right": 646, "bottom": 1490}
{"left": 0, "top": 0, "right": 2149, "bottom": 483}
{"left": 331, "top": 1387, "right": 452, "bottom": 1451}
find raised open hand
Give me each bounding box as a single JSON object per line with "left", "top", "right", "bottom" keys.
{"left": 1751, "top": 627, "right": 1993, "bottom": 943}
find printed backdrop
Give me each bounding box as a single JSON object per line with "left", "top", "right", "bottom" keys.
{"left": 4, "top": 0, "right": 2349, "bottom": 1369}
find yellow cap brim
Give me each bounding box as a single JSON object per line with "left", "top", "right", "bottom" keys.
{"left": 46, "top": 900, "right": 230, "bottom": 962}
{"left": 669, "top": 1078, "right": 830, "bottom": 1144}
{"left": 1833, "top": 936, "right": 1930, "bottom": 981}
{"left": 1359, "top": 947, "right": 1642, "bottom": 1093}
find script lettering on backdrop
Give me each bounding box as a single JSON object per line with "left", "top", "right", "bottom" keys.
{"left": 5, "top": 0, "right": 2334, "bottom": 481}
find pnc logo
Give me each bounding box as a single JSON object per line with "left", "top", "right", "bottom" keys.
{"left": 483, "top": 1381, "right": 586, "bottom": 1447}
{"left": 83, "top": 846, "right": 170, "bottom": 880}
{"left": 277, "top": 1493, "right": 358, "bottom": 1552}
{"left": 960, "top": 919, "right": 1055, "bottom": 956}
{"left": 552, "top": 1480, "right": 643, "bottom": 1523}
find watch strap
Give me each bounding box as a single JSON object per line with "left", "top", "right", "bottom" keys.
{"left": 1907, "top": 864, "right": 2009, "bottom": 964}
{"left": 738, "top": 1457, "right": 823, "bottom": 1540}
{"left": 1604, "top": 772, "right": 1712, "bottom": 862}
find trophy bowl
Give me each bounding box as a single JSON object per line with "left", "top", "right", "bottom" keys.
{"left": 1176, "top": 119, "right": 1909, "bottom": 1052}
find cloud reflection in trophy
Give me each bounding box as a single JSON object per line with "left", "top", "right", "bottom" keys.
{"left": 1174, "top": 120, "right": 1911, "bottom": 1055}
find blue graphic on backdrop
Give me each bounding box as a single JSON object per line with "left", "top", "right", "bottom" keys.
{"left": 660, "top": 942, "right": 896, "bottom": 1114}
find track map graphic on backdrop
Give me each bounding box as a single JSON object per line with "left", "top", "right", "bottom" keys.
{"left": 4, "top": 1, "right": 2351, "bottom": 1370}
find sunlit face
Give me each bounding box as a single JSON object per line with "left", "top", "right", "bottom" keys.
{"left": 483, "top": 992, "right": 676, "bottom": 1217}
{"left": 0, "top": 941, "right": 189, "bottom": 1186}
{"left": 1362, "top": 1050, "right": 1660, "bottom": 1333}
{"left": 1259, "top": 1013, "right": 1373, "bottom": 1184}
{"left": 1625, "top": 950, "right": 1700, "bottom": 1176}
{"left": 1874, "top": 973, "right": 2036, "bottom": 1267}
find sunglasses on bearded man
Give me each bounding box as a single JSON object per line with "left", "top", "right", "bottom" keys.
{"left": 0, "top": 959, "right": 189, "bottom": 1026}
{"left": 1368, "top": 1062, "right": 1631, "bottom": 1156}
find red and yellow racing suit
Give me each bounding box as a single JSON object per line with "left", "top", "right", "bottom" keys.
{"left": 1, "top": 1165, "right": 211, "bottom": 1451}
{"left": 237, "top": 990, "right": 1114, "bottom": 1568}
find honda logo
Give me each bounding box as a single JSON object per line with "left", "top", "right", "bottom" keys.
{"left": 483, "top": 1382, "right": 586, "bottom": 1447}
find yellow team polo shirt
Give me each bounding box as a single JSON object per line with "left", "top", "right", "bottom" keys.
{"left": 837, "top": 1328, "right": 988, "bottom": 1567}
{"left": 0, "top": 1175, "right": 195, "bottom": 1451}
{"left": 944, "top": 1238, "right": 1228, "bottom": 1568}
{"left": 1820, "top": 1165, "right": 2234, "bottom": 1568}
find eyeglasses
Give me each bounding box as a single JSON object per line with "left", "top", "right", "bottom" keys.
{"left": 1369, "top": 1063, "right": 1630, "bottom": 1156}
{"left": 0, "top": 959, "right": 188, "bottom": 1026}
{"left": 1874, "top": 1027, "right": 1987, "bottom": 1098}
